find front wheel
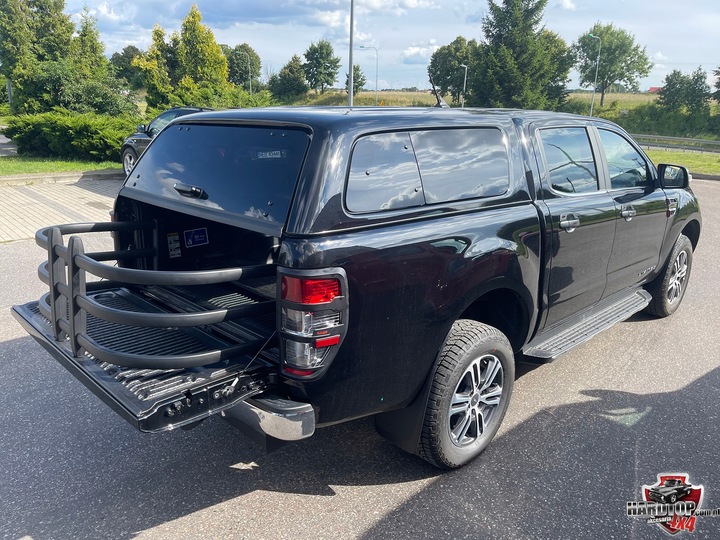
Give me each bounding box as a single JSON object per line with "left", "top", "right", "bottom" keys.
{"left": 122, "top": 147, "right": 138, "bottom": 176}
{"left": 418, "top": 320, "right": 514, "bottom": 469}
{"left": 645, "top": 234, "right": 693, "bottom": 318}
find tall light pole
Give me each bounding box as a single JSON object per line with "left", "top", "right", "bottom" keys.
{"left": 588, "top": 33, "right": 602, "bottom": 116}
{"left": 460, "top": 64, "right": 468, "bottom": 109}
{"left": 359, "top": 45, "right": 379, "bottom": 105}
{"left": 348, "top": 0, "right": 354, "bottom": 107}
{"left": 238, "top": 51, "right": 253, "bottom": 95}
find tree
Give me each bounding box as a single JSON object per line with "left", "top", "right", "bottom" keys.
{"left": 469, "top": 0, "right": 573, "bottom": 110}
{"left": 428, "top": 36, "right": 478, "bottom": 104}
{"left": 132, "top": 25, "right": 174, "bottom": 108}
{"left": 0, "top": 0, "right": 32, "bottom": 109}
{"left": 573, "top": 22, "right": 652, "bottom": 107}
{"left": 71, "top": 8, "right": 108, "bottom": 78}
{"left": 26, "top": 0, "right": 73, "bottom": 62}
{"left": 177, "top": 4, "right": 227, "bottom": 86}
{"left": 268, "top": 55, "right": 308, "bottom": 101}
{"left": 713, "top": 66, "right": 720, "bottom": 102}
{"left": 110, "top": 45, "right": 144, "bottom": 88}
{"left": 303, "top": 39, "right": 340, "bottom": 94}
{"left": 659, "top": 68, "right": 710, "bottom": 114}
{"left": 222, "top": 43, "right": 260, "bottom": 91}
{"left": 345, "top": 64, "right": 366, "bottom": 95}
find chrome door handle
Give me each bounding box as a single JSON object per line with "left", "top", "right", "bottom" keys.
{"left": 559, "top": 214, "right": 580, "bottom": 233}
{"left": 621, "top": 205, "right": 636, "bottom": 221}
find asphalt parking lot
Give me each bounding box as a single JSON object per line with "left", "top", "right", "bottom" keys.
{"left": 0, "top": 178, "right": 718, "bottom": 539}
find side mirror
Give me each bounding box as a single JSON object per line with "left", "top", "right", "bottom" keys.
{"left": 137, "top": 124, "right": 147, "bottom": 133}
{"left": 658, "top": 164, "right": 690, "bottom": 189}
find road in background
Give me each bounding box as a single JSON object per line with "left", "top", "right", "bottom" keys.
{"left": 1, "top": 180, "right": 718, "bottom": 539}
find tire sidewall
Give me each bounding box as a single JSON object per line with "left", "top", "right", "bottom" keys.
{"left": 658, "top": 235, "right": 693, "bottom": 316}
{"left": 435, "top": 329, "right": 515, "bottom": 468}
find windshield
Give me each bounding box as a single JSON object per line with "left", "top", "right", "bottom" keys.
{"left": 128, "top": 123, "right": 310, "bottom": 228}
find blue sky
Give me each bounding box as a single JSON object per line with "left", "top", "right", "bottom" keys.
{"left": 64, "top": 0, "right": 719, "bottom": 91}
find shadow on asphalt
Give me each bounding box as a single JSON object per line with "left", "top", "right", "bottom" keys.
{"left": 2, "top": 330, "right": 718, "bottom": 539}
{"left": 360, "top": 367, "right": 720, "bottom": 540}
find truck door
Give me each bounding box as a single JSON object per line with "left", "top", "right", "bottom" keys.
{"left": 593, "top": 128, "right": 669, "bottom": 298}
{"left": 534, "top": 126, "right": 617, "bottom": 330}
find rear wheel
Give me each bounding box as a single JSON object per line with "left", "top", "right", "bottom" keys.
{"left": 122, "top": 147, "right": 138, "bottom": 176}
{"left": 645, "top": 234, "right": 693, "bottom": 317}
{"left": 419, "top": 320, "right": 514, "bottom": 469}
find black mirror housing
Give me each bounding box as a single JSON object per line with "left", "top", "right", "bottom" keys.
{"left": 658, "top": 164, "right": 690, "bottom": 189}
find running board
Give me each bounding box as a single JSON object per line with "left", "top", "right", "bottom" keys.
{"left": 523, "top": 289, "right": 652, "bottom": 360}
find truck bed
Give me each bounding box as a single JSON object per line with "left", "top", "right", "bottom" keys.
{"left": 12, "top": 222, "right": 281, "bottom": 432}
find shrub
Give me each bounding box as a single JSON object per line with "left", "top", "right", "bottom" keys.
{"left": 4, "top": 109, "right": 141, "bottom": 161}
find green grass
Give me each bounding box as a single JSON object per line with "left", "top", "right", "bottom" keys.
{"left": 645, "top": 149, "right": 720, "bottom": 176}
{"left": 0, "top": 156, "right": 121, "bottom": 176}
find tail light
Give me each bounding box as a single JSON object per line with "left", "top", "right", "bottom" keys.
{"left": 278, "top": 270, "right": 348, "bottom": 379}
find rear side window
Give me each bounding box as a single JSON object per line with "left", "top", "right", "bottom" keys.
{"left": 540, "top": 127, "right": 598, "bottom": 194}
{"left": 346, "top": 133, "right": 424, "bottom": 212}
{"left": 346, "top": 128, "right": 510, "bottom": 213}
{"left": 129, "top": 124, "right": 310, "bottom": 225}
{"left": 411, "top": 128, "right": 509, "bottom": 203}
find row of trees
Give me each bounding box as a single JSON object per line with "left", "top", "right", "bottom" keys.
{"left": 0, "top": 1, "right": 367, "bottom": 114}
{"left": 2, "top": 1, "right": 720, "bottom": 129}
{"left": 427, "top": 1, "right": 655, "bottom": 110}
{"left": 427, "top": 0, "right": 720, "bottom": 137}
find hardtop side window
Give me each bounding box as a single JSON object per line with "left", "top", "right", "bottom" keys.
{"left": 346, "top": 132, "right": 424, "bottom": 213}
{"left": 597, "top": 129, "right": 650, "bottom": 189}
{"left": 540, "top": 127, "right": 599, "bottom": 194}
{"left": 410, "top": 128, "right": 509, "bottom": 203}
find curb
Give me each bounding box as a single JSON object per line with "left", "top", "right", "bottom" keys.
{"left": 0, "top": 169, "right": 125, "bottom": 186}
{"left": 692, "top": 173, "right": 720, "bottom": 181}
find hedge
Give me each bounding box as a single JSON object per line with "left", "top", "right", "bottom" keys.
{"left": 4, "top": 109, "right": 141, "bottom": 162}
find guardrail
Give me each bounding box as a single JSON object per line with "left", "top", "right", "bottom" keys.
{"left": 631, "top": 134, "right": 720, "bottom": 154}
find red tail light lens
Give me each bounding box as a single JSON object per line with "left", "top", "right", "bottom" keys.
{"left": 279, "top": 269, "right": 348, "bottom": 379}
{"left": 281, "top": 276, "right": 340, "bottom": 304}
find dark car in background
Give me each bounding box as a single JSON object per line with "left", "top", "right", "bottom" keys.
{"left": 121, "top": 106, "right": 212, "bottom": 175}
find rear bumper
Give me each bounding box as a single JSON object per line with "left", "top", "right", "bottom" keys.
{"left": 222, "top": 394, "right": 315, "bottom": 449}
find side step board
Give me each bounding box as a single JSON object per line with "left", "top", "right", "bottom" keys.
{"left": 523, "top": 289, "right": 652, "bottom": 360}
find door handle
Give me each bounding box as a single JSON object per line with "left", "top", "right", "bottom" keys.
{"left": 620, "top": 205, "right": 636, "bottom": 221}
{"left": 559, "top": 213, "right": 580, "bottom": 233}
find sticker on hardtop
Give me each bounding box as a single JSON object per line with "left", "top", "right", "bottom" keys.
{"left": 184, "top": 228, "right": 209, "bottom": 248}
{"left": 167, "top": 232, "right": 181, "bottom": 258}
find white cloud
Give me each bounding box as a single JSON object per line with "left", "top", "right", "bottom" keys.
{"left": 402, "top": 41, "right": 440, "bottom": 65}
{"left": 556, "top": 0, "right": 576, "bottom": 10}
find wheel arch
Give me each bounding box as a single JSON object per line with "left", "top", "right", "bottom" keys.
{"left": 458, "top": 281, "right": 534, "bottom": 353}
{"left": 375, "top": 280, "right": 533, "bottom": 455}
{"left": 681, "top": 219, "right": 700, "bottom": 251}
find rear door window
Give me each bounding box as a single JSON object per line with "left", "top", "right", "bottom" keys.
{"left": 539, "top": 127, "right": 599, "bottom": 194}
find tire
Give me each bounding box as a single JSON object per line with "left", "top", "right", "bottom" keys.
{"left": 645, "top": 234, "right": 693, "bottom": 318}
{"left": 122, "top": 147, "right": 138, "bottom": 176}
{"left": 669, "top": 494, "right": 678, "bottom": 504}
{"left": 418, "top": 320, "right": 514, "bottom": 469}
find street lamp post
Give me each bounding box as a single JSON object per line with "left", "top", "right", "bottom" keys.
{"left": 588, "top": 34, "right": 602, "bottom": 116}
{"left": 460, "top": 64, "right": 468, "bottom": 109}
{"left": 238, "top": 51, "right": 253, "bottom": 95}
{"left": 348, "top": 0, "right": 354, "bottom": 107}
{"left": 359, "top": 45, "right": 379, "bottom": 105}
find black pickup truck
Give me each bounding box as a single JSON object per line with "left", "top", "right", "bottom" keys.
{"left": 12, "top": 107, "right": 701, "bottom": 469}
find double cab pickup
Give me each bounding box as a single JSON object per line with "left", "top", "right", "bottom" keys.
{"left": 13, "top": 106, "right": 701, "bottom": 469}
